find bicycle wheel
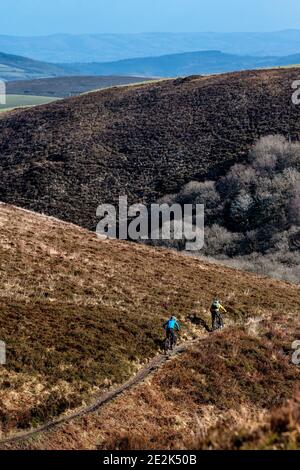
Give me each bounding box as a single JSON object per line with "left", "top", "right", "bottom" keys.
{"left": 164, "top": 337, "right": 170, "bottom": 354}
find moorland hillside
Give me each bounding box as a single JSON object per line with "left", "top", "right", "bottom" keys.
{"left": 0, "top": 203, "right": 299, "bottom": 440}
{"left": 0, "top": 68, "right": 300, "bottom": 231}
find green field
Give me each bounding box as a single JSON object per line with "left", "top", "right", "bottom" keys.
{"left": 0, "top": 94, "right": 59, "bottom": 112}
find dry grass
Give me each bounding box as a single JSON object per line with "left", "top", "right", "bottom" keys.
{"left": 0, "top": 202, "right": 299, "bottom": 444}
{"left": 195, "top": 389, "right": 300, "bottom": 450}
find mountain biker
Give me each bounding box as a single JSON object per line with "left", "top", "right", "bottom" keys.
{"left": 163, "top": 316, "right": 180, "bottom": 349}
{"left": 210, "top": 299, "right": 227, "bottom": 331}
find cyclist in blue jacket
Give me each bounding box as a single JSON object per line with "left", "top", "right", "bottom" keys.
{"left": 163, "top": 316, "right": 180, "bottom": 349}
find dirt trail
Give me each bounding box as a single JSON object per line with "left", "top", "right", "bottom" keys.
{"left": 0, "top": 340, "right": 198, "bottom": 445}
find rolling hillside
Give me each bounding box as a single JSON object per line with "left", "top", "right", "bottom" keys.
{"left": 0, "top": 68, "right": 299, "bottom": 231}
{"left": 0, "top": 203, "right": 299, "bottom": 447}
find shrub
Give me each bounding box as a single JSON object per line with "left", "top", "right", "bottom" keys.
{"left": 153, "top": 136, "right": 300, "bottom": 283}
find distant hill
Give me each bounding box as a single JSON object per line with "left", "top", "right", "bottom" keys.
{"left": 1, "top": 31, "right": 300, "bottom": 63}
{"left": 2, "top": 49, "right": 300, "bottom": 82}
{"left": 6, "top": 75, "right": 153, "bottom": 97}
{"left": 0, "top": 51, "right": 67, "bottom": 80}
{"left": 64, "top": 50, "right": 300, "bottom": 77}
{"left": 0, "top": 68, "right": 299, "bottom": 231}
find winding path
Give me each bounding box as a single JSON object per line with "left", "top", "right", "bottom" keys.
{"left": 0, "top": 340, "right": 197, "bottom": 445}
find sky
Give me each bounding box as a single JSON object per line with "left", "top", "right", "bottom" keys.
{"left": 1, "top": 0, "right": 300, "bottom": 36}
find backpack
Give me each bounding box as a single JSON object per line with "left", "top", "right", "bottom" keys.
{"left": 211, "top": 301, "right": 220, "bottom": 312}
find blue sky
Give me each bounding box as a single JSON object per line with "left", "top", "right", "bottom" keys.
{"left": 2, "top": 0, "right": 300, "bottom": 35}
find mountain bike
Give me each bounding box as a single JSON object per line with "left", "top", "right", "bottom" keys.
{"left": 212, "top": 311, "right": 224, "bottom": 331}
{"left": 164, "top": 329, "right": 177, "bottom": 354}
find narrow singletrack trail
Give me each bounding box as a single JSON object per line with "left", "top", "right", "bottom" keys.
{"left": 0, "top": 339, "right": 199, "bottom": 445}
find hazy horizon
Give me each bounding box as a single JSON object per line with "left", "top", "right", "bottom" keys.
{"left": 2, "top": 28, "right": 300, "bottom": 38}
{"left": 1, "top": 0, "right": 300, "bottom": 36}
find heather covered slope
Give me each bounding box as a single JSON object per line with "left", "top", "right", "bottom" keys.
{"left": 0, "top": 68, "right": 300, "bottom": 231}
{"left": 0, "top": 203, "right": 299, "bottom": 440}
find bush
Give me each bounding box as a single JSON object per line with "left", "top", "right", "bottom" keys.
{"left": 152, "top": 136, "right": 300, "bottom": 283}
{"left": 175, "top": 180, "right": 223, "bottom": 225}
